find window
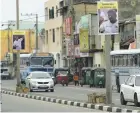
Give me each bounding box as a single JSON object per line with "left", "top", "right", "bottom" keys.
{"left": 52, "top": 29, "right": 55, "bottom": 42}
{"left": 135, "top": 76, "right": 140, "bottom": 86}
{"left": 46, "top": 30, "right": 48, "bottom": 44}
{"left": 49, "top": 7, "right": 54, "bottom": 19}
{"left": 56, "top": 6, "right": 58, "bottom": 17}
{"left": 125, "top": 76, "right": 132, "bottom": 85}
{"left": 45, "top": 7, "right": 48, "bottom": 20}
{"left": 52, "top": 7, "right": 54, "bottom": 18}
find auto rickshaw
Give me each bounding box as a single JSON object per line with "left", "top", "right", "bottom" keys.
{"left": 88, "top": 67, "right": 106, "bottom": 88}
{"left": 53, "top": 68, "right": 70, "bottom": 86}
{"left": 80, "top": 67, "right": 91, "bottom": 87}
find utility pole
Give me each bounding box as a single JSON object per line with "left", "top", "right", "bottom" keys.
{"left": 21, "top": 13, "right": 38, "bottom": 53}
{"left": 105, "top": 36, "right": 112, "bottom": 104}
{"left": 16, "top": 0, "right": 21, "bottom": 90}
{"left": 1, "top": 21, "right": 15, "bottom": 52}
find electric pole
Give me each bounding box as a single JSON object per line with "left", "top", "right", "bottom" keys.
{"left": 21, "top": 13, "right": 38, "bottom": 53}
{"left": 105, "top": 36, "right": 112, "bottom": 104}
{"left": 101, "top": 0, "right": 112, "bottom": 104}
{"left": 16, "top": 0, "right": 21, "bottom": 90}
{"left": 1, "top": 21, "right": 15, "bottom": 52}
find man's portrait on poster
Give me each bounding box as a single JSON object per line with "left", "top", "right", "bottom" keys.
{"left": 13, "top": 35, "right": 25, "bottom": 50}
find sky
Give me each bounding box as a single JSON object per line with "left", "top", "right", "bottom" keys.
{"left": 0, "top": 0, "right": 48, "bottom": 23}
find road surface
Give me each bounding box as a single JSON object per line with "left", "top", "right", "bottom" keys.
{"left": 1, "top": 94, "right": 105, "bottom": 112}
{"left": 2, "top": 79, "right": 140, "bottom": 110}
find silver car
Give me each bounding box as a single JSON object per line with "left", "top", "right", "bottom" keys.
{"left": 25, "top": 71, "right": 54, "bottom": 92}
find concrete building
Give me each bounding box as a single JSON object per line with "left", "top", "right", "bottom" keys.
{"left": 44, "top": 0, "right": 64, "bottom": 68}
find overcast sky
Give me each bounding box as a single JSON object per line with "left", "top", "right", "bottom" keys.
{"left": 0, "top": 0, "right": 48, "bottom": 23}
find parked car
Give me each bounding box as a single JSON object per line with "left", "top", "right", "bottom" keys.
{"left": 25, "top": 71, "right": 54, "bottom": 92}
{"left": 120, "top": 75, "right": 140, "bottom": 107}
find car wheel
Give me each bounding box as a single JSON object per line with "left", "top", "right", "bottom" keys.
{"left": 134, "top": 93, "right": 140, "bottom": 107}
{"left": 29, "top": 84, "right": 33, "bottom": 92}
{"left": 50, "top": 89, "right": 54, "bottom": 92}
{"left": 45, "top": 90, "right": 48, "bottom": 92}
{"left": 120, "top": 93, "right": 127, "bottom": 105}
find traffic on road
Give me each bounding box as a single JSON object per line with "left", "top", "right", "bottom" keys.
{"left": 2, "top": 79, "right": 140, "bottom": 111}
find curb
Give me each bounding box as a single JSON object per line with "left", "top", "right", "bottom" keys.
{"left": 1, "top": 90, "right": 140, "bottom": 113}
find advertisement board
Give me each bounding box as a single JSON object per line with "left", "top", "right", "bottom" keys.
{"left": 79, "top": 29, "right": 89, "bottom": 52}
{"left": 97, "top": 1, "right": 119, "bottom": 35}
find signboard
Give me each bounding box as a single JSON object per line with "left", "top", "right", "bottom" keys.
{"left": 97, "top": 1, "right": 119, "bottom": 35}
{"left": 79, "top": 28, "right": 89, "bottom": 52}
{"left": 136, "top": 15, "right": 140, "bottom": 48}
{"left": 66, "top": 39, "right": 74, "bottom": 57}
{"left": 74, "top": 46, "right": 80, "bottom": 58}
{"left": 65, "top": 17, "right": 72, "bottom": 36}
{"left": 12, "top": 30, "right": 25, "bottom": 50}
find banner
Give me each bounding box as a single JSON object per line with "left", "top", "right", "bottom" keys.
{"left": 97, "top": 1, "right": 119, "bottom": 35}
{"left": 79, "top": 29, "right": 89, "bottom": 52}
{"left": 12, "top": 30, "right": 26, "bottom": 51}
{"left": 136, "top": 15, "right": 140, "bottom": 48}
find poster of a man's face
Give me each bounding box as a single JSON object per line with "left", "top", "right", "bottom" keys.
{"left": 98, "top": 1, "right": 119, "bottom": 35}
{"left": 13, "top": 35, "right": 25, "bottom": 50}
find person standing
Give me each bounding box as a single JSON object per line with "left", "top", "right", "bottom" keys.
{"left": 73, "top": 72, "right": 79, "bottom": 86}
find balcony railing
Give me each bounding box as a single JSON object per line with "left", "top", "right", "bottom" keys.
{"left": 73, "top": 0, "right": 99, "bottom": 4}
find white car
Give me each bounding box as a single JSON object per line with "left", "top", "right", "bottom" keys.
{"left": 120, "top": 75, "right": 140, "bottom": 107}
{"left": 25, "top": 71, "right": 54, "bottom": 92}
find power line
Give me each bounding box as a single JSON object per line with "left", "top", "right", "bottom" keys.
{"left": 1, "top": 11, "right": 96, "bottom": 23}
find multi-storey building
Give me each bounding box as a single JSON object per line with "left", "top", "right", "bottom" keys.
{"left": 44, "top": 0, "right": 64, "bottom": 68}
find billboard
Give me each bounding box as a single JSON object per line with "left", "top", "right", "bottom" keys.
{"left": 79, "top": 29, "right": 89, "bottom": 52}
{"left": 97, "top": 1, "right": 119, "bottom": 35}
{"left": 12, "top": 30, "right": 25, "bottom": 50}
{"left": 136, "top": 15, "right": 140, "bottom": 48}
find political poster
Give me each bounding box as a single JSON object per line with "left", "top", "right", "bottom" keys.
{"left": 12, "top": 30, "right": 25, "bottom": 50}
{"left": 97, "top": 1, "right": 119, "bottom": 35}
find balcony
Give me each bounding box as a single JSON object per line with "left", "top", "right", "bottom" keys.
{"left": 73, "top": 0, "right": 99, "bottom": 4}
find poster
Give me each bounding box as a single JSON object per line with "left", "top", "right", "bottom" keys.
{"left": 136, "top": 15, "right": 140, "bottom": 48}
{"left": 12, "top": 30, "right": 25, "bottom": 50}
{"left": 79, "top": 28, "right": 89, "bottom": 52}
{"left": 97, "top": 1, "right": 119, "bottom": 35}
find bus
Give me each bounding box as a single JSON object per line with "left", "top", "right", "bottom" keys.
{"left": 20, "top": 53, "right": 55, "bottom": 84}
{"left": 29, "top": 52, "right": 55, "bottom": 72}
{"left": 110, "top": 49, "right": 140, "bottom": 92}
{"left": 20, "top": 54, "right": 32, "bottom": 69}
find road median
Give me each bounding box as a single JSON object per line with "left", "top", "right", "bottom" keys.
{"left": 1, "top": 89, "right": 140, "bottom": 113}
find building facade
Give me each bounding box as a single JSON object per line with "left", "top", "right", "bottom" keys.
{"left": 44, "top": 0, "right": 64, "bottom": 68}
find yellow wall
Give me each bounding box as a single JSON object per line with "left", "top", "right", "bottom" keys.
{"left": 0, "top": 30, "right": 36, "bottom": 61}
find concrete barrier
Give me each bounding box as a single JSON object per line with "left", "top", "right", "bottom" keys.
{"left": 87, "top": 93, "right": 106, "bottom": 104}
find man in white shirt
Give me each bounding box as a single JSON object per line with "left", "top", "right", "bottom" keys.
{"left": 99, "top": 9, "right": 118, "bottom": 34}
{"left": 13, "top": 36, "right": 23, "bottom": 50}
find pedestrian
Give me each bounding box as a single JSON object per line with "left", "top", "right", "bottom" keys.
{"left": 73, "top": 72, "right": 79, "bottom": 86}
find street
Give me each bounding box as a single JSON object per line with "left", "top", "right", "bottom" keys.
{"left": 2, "top": 79, "right": 140, "bottom": 111}
{"left": 2, "top": 94, "right": 105, "bottom": 112}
